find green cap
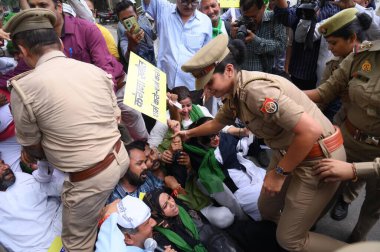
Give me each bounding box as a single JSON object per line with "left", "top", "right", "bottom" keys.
{"left": 182, "top": 34, "right": 230, "bottom": 90}
{"left": 318, "top": 8, "right": 358, "bottom": 37}
{"left": 3, "top": 8, "right": 56, "bottom": 38}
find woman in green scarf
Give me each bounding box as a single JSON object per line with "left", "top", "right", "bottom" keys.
{"left": 154, "top": 86, "right": 211, "bottom": 155}
{"left": 143, "top": 189, "right": 241, "bottom": 252}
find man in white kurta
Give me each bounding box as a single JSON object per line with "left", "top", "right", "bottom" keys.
{"left": 0, "top": 161, "right": 64, "bottom": 252}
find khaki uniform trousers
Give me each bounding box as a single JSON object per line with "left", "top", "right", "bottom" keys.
{"left": 258, "top": 146, "right": 347, "bottom": 252}
{"left": 61, "top": 145, "right": 129, "bottom": 252}
{"left": 339, "top": 124, "right": 380, "bottom": 242}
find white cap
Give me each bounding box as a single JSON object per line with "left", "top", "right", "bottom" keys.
{"left": 117, "top": 195, "right": 151, "bottom": 229}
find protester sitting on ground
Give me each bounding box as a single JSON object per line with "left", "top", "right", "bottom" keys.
{"left": 108, "top": 140, "right": 164, "bottom": 203}
{"left": 0, "top": 89, "right": 21, "bottom": 173}
{"left": 166, "top": 127, "right": 189, "bottom": 188}
{"left": 185, "top": 117, "right": 266, "bottom": 221}
{"left": 109, "top": 137, "right": 233, "bottom": 229}
{"left": 148, "top": 86, "right": 249, "bottom": 160}
{"left": 96, "top": 196, "right": 176, "bottom": 252}
{"left": 148, "top": 86, "right": 213, "bottom": 149}
{"left": 143, "top": 142, "right": 165, "bottom": 181}
{"left": 144, "top": 189, "right": 240, "bottom": 252}
{"left": 0, "top": 160, "right": 65, "bottom": 252}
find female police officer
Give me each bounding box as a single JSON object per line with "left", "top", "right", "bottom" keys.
{"left": 176, "top": 34, "right": 346, "bottom": 252}
{"left": 306, "top": 8, "right": 380, "bottom": 243}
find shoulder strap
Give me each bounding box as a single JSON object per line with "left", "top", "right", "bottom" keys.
{"left": 9, "top": 72, "right": 37, "bottom": 123}
{"left": 355, "top": 41, "right": 380, "bottom": 54}
{"left": 239, "top": 71, "right": 273, "bottom": 92}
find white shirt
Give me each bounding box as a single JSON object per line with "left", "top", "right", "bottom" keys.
{"left": 0, "top": 171, "right": 64, "bottom": 252}
{"left": 214, "top": 135, "right": 266, "bottom": 221}
{"left": 143, "top": 0, "right": 212, "bottom": 90}
{"left": 95, "top": 213, "right": 148, "bottom": 252}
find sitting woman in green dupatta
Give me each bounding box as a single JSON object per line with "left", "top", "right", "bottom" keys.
{"left": 143, "top": 189, "right": 241, "bottom": 252}
{"left": 149, "top": 86, "right": 212, "bottom": 161}
{"left": 148, "top": 86, "right": 245, "bottom": 163}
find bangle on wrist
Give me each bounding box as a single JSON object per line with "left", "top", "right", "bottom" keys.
{"left": 351, "top": 163, "right": 358, "bottom": 182}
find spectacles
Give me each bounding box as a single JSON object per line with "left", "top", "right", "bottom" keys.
{"left": 179, "top": 0, "right": 199, "bottom": 7}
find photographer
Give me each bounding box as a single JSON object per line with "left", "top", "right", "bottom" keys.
{"left": 273, "top": 0, "right": 340, "bottom": 90}
{"left": 230, "top": 0, "right": 286, "bottom": 72}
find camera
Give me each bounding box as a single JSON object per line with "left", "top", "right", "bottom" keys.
{"left": 296, "top": 0, "right": 325, "bottom": 20}
{"left": 233, "top": 17, "right": 257, "bottom": 41}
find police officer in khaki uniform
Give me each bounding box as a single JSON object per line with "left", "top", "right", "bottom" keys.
{"left": 4, "top": 9, "right": 129, "bottom": 251}
{"left": 306, "top": 9, "right": 380, "bottom": 243}
{"left": 176, "top": 34, "right": 347, "bottom": 252}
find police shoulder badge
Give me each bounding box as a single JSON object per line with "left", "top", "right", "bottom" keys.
{"left": 361, "top": 60, "right": 372, "bottom": 72}
{"left": 260, "top": 98, "right": 278, "bottom": 114}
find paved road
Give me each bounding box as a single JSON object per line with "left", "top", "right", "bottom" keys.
{"left": 103, "top": 22, "right": 380, "bottom": 244}
{"left": 316, "top": 188, "right": 380, "bottom": 242}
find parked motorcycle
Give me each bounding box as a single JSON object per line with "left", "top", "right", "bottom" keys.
{"left": 98, "top": 10, "right": 117, "bottom": 24}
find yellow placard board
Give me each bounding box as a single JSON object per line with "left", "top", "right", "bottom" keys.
{"left": 123, "top": 52, "right": 167, "bottom": 124}
{"left": 48, "top": 237, "right": 65, "bottom": 252}
{"left": 220, "top": 0, "right": 239, "bottom": 8}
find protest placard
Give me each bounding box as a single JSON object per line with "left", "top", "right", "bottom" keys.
{"left": 220, "top": 0, "right": 239, "bottom": 8}
{"left": 123, "top": 52, "right": 167, "bottom": 124}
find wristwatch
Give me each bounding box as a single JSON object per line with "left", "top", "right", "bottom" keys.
{"left": 275, "top": 166, "right": 291, "bottom": 176}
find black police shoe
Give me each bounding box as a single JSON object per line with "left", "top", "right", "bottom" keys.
{"left": 331, "top": 196, "right": 349, "bottom": 221}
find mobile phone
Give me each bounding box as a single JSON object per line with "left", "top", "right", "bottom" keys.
{"left": 122, "top": 16, "right": 141, "bottom": 34}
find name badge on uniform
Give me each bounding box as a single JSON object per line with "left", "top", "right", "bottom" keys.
{"left": 260, "top": 98, "right": 278, "bottom": 114}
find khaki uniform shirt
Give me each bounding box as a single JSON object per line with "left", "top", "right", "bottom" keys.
{"left": 355, "top": 158, "right": 380, "bottom": 177}
{"left": 215, "top": 70, "right": 334, "bottom": 150}
{"left": 10, "top": 51, "right": 121, "bottom": 172}
{"left": 320, "top": 56, "right": 343, "bottom": 84}
{"left": 320, "top": 56, "right": 348, "bottom": 125}
{"left": 317, "top": 40, "right": 380, "bottom": 136}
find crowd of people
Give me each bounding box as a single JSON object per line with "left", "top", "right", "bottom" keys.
{"left": 0, "top": 0, "right": 379, "bottom": 251}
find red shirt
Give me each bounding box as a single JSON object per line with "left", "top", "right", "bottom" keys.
{"left": 0, "top": 15, "right": 124, "bottom": 89}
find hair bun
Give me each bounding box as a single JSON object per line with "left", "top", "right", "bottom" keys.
{"left": 356, "top": 12, "right": 372, "bottom": 31}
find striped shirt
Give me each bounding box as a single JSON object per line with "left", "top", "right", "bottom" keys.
{"left": 241, "top": 11, "right": 287, "bottom": 72}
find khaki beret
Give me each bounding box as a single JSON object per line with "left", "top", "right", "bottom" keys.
{"left": 3, "top": 8, "right": 56, "bottom": 38}
{"left": 182, "top": 34, "right": 230, "bottom": 90}
{"left": 318, "top": 8, "right": 358, "bottom": 37}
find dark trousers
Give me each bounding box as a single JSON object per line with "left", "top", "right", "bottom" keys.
{"left": 291, "top": 75, "right": 317, "bottom": 91}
